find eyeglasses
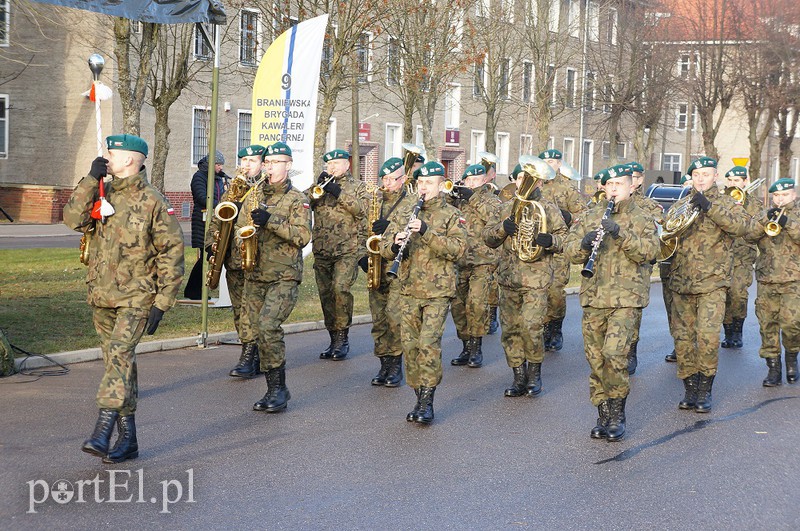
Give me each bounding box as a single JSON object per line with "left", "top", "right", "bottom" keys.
{"left": 266, "top": 160, "right": 289, "bottom": 166}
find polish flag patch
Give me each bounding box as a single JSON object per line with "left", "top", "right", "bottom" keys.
{"left": 459, "top": 217, "right": 466, "bottom": 224}
{"left": 303, "top": 203, "right": 310, "bottom": 209}
{"left": 167, "top": 207, "right": 175, "bottom": 216}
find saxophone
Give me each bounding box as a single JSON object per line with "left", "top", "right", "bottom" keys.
{"left": 235, "top": 173, "right": 266, "bottom": 272}
{"left": 365, "top": 184, "right": 384, "bottom": 291}
{"left": 79, "top": 227, "right": 94, "bottom": 265}
{"left": 207, "top": 168, "right": 250, "bottom": 288}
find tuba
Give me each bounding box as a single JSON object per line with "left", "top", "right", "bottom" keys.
{"left": 478, "top": 151, "right": 497, "bottom": 174}
{"left": 401, "top": 143, "right": 422, "bottom": 196}
{"left": 558, "top": 161, "right": 582, "bottom": 181}
{"left": 657, "top": 190, "right": 702, "bottom": 261}
{"left": 510, "top": 156, "right": 554, "bottom": 262}
{"left": 234, "top": 174, "right": 266, "bottom": 271}
{"left": 365, "top": 183, "right": 384, "bottom": 290}
{"left": 207, "top": 168, "right": 250, "bottom": 289}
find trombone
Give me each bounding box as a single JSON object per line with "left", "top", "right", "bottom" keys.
{"left": 726, "top": 177, "right": 765, "bottom": 204}
{"left": 765, "top": 207, "right": 787, "bottom": 237}
{"left": 310, "top": 172, "right": 335, "bottom": 200}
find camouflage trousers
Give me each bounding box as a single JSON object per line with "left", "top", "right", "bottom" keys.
{"left": 630, "top": 264, "right": 653, "bottom": 344}
{"left": 583, "top": 306, "right": 636, "bottom": 406}
{"left": 242, "top": 279, "right": 299, "bottom": 371}
{"left": 755, "top": 281, "right": 800, "bottom": 359}
{"left": 313, "top": 253, "right": 359, "bottom": 331}
{"left": 368, "top": 278, "right": 402, "bottom": 358}
{"left": 92, "top": 306, "right": 148, "bottom": 415}
{"left": 546, "top": 254, "right": 569, "bottom": 322}
{"left": 670, "top": 288, "right": 726, "bottom": 379}
{"left": 451, "top": 264, "right": 492, "bottom": 339}
{"left": 488, "top": 270, "right": 499, "bottom": 307}
{"left": 660, "top": 262, "right": 674, "bottom": 332}
{"left": 226, "top": 268, "right": 245, "bottom": 338}
{"left": 723, "top": 261, "right": 754, "bottom": 324}
{"left": 399, "top": 295, "right": 451, "bottom": 388}
{"left": 499, "top": 286, "right": 547, "bottom": 367}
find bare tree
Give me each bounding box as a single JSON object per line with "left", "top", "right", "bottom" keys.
{"left": 113, "top": 19, "right": 157, "bottom": 135}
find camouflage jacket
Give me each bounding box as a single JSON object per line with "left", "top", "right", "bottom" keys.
{"left": 542, "top": 173, "right": 588, "bottom": 224}
{"left": 306, "top": 172, "right": 367, "bottom": 258}
{"left": 667, "top": 186, "right": 751, "bottom": 295}
{"left": 564, "top": 197, "right": 660, "bottom": 309}
{"left": 371, "top": 188, "right": 419, "bottom": 290}
{"left": 744, "top": 198, "right": 800, "bottom": 284}
{"left": 241, "top": 180, "right": 312, "bottom": 283}
{"left": 380, "top": 196, "right": 466, "bottom": 299}
{"left": 730, "top": 194, "right": 761, "bottom": 268}
{"left": 483, "top": 193, "right": 568, "bottom": 289}
{"left": 450, "top": 184, "right": 501, "bottom": 269}
{"left": 63, "top": 170, "right": 185, "bottom": 311}
{"left": 632, "top": 189, "right": 665, "bottom": 223}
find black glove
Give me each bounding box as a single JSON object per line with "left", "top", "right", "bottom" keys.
{"left": 372, "top": 218, "right": 390, "bottom": 235}
{"left": 417, "top": 220, "right": 428, "bottom": 236}
{"left": 581, "top": 231, "right": 598, "bottom": 251}
{"left": 767, "top": 208, "right": 789, "bottom": 228}
{"left": 358, "top": 256, "right": 369, "bottom": 273}
{"left": 317, "top": 171, "right": 330, "bottom": 184}
{"left": 391, "top": 242, "right": 401, "bottom": 255}
{"left": 89, "top": 157, "right": 108, "bottom": 180}
{"left": 601, "top": 218, "right": 621, "bottom": 239}
{"left": 146, "top": 306, "right": 165, "bottom": 335}
{"left": 560, "top": 209, "right": 572, "bottom": 226}
{"left": 323, "top": 180, "right": 342, "bottom": 199}
{"left": 690, "top": 193, "right": 712, "bottom": 212}
{"left": 502, "top": 217, "right": 518, "bottom": 236}
{"left": 535, "top": 232, "right": 553, "bottom": 248}
{"left": 454, "top": 186, "right": 474, "bottom": 201}
{"left": 251, "top": 208, "right": 270, "bottom": 227}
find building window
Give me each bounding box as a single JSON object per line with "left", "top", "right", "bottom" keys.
{"left": 0, "top": 1, "right": 9, "bottom": 46}
{"left": 240, "top": 9, "right": 259, "bottom": 66}
{"left": 676, "top": 103, "right": 688, "bottom": 130}
{"left": 470, "top": 130, "right": 486, "bottom": 164}
{"left": 522, "top": 61, "right": 533, "bottom": 103}
{"left": 321, "top": 26, "right": 335, "bottom": 78}
{"left": 356, "top": 32, "right": 372, "bottom": 83}
{"left": 526, "top": 0, "right": 539, "bottom": 27}
{"left": 566, "top": 0, "right": 580, "bottom": 38}
{"left": 663, "top": 153, "right": 681, "bottom": 172}
{"left": 416, "top": 125, "right": 424, "bottom": 146}
{"left": 500, "top": 58, "right": 511, "bottom": 100}
{"left": 547, "top": 64, "right": 556, "bottom": 106}
{"left": 0, "top": 94, "right": 7, "bottom": 158}
{"left": 387, "top": 37, "right": 401, "bottom": 86}
{"left": 327, "top": 118, "right": 337, "bottom": 152}
{"left": 385, "top": 123, "right": 402, "bottom": 159}
{"left": 602, "top": 75, "right": 614, "bottom": 113}
{"left": 585, "top": 71, "right": 596, "bottom": 110}
{"left": 548, "top": 0, "right": 560, "bottom": 32}
{"left": 602, "top": 141, "right": 610, "bottom": 159}
{"left": 497, "top": 132, "right": 510, "bottom": 174}
{"left": 565, "top": 68, "right": 576, "bottom": 108}
{"left": 474, "top": 56, "right": 487, "bottom": 97}
{"left": 445, "top": 83, "right": 461, "bottom": 129}
{"left": 607, "top": 8, "right": 618, "bottom": 45}
{"left": 520, "top": 134, "right": 533, "bottom": 156}
{"left": 194, "top": 24, "right": 216, "bottom": 60}
{"left": 237, "top": 111, "right": 252, "bottom": 154}
{"left": 130, "top": 20, "right": 141, "bottom": 34}
{"left": 587, "top": 1, "right": 599, "bottom": 42}
{"left": 678, "top": 53, "right": 691, "bottom": 78}
{"left": 476, "top": 0, "right": 490, "bottom": 18}
{"left": 548, "top": 136, "right": 555, "bottom": 150}
{"left": 563, "top": 138, "right": 575, "bottom": 165}
{"left": 499, "top": 0, "right": 514, "bottom": 23}
{"left": 581, "top": 139, "right": 594, "bottom": 178}
{"left": 616, "top": 142, "right": 626, "bottom": 159}
{"left": 192, "top": 107, "right": 211, "bottom": 164}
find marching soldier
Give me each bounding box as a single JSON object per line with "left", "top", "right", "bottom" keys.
{"left": 219, "top": 144, "right": 267, "bottom": 379}
{"left": 539, "top": 149, "right": 587, "bottom": 351}
{"left": 564, "top": 165, "right": 659, "bottom": 442}
{"left": 744, "top": 178, "right": 800, "bottom": 386}
{"left": 667, "top": 157, "right": 750, "bottom": 413}
{"left": 307, "top": 149, "right": 368, "bottom": 361}
{"left": 242, "top": 142, "right": 312, "bottom": 412}
{"left": 721, "top": 166, "right": 759, "bottom": 349}
{"left": 480, "top": 155, "right": 501, "bottom": 335}
{"left": 64, "top": 134, "right": 184, "bottom": 463}
{"left": 381, "top": 161, "right": 466, "bottom": 424}
{"left": 367, "top": 157, "right": 417, "bottom": 387}
{"left": 449, "top": 164, "right": 501, "bottom": 368}
{"left": 483, "top": 159, "right": 568, "bottom": 398}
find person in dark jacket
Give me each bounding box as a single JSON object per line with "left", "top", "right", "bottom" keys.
{"left": 185, "top": 151, "right": 229, "bottom": 299}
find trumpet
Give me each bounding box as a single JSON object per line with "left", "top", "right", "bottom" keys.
{"left": 727, "top": 177, "right": 765, "bottom": 204}
{"left": 765, "top": 207, "right": 787, "bottom": 237}
{"left": 591, "top": 189, "right": 607, "bottom": 204}
{"left": 441, "top": 179, "right": 455, "bottom": 194}
{"left": 581, "top": 199, "right": 615, "bottom": 278}
{"left": 310, "top": 172, "right": 334, "bottom": 199}
{"left": 387, "top": 196, "right": 425, "bottom": 278}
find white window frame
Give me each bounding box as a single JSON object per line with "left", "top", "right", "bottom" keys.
{"left": 239, "top": 8, "right": 261, "bottom": 66}
{"left": 474, "top": 55, "right": 488, "bottom": 98}
{"left": 662, "top": 153, "right": 682, "bottom": 172}
{"left": 567, "top": 0, "right": 580, "bottom": 38}
{"left": 327, "top": 118, "right": 337, "bottom": 152}
{"left": 130, "top": 20, "right": 142, "bottom": 34}
{"left": 792, "top": 157, "right": 799, "bottom": 180}
{"left": 236, "top": 110, "right": 252, "bottom": 155}
{"left": 497, "top": 132, "right": 511, "bottom": 174}
{"left": 581, "top": 139, "right": 594, "bottom": 178}
{"left": 356, "top": 31, "right": 373, "bottom": 84}
{"left": 451, "top": 8, "right": 465, "bottom": 49}
{"left": 386, "top": 36, "right": 402, "bottom": 86}
{"left": 522, "top": 61, "right": 534, "bottom": 103}
{"left": 603, "top": 74, "right": 614, "bottom": 114}
{"left": 526, "top": 0, "right": 539, "bottom": 27}
{"left": 676, "top": 103, "right": 689, "bottom": 130}
{"left": 548, "top": 136, "right": 555, "bottom": 150}
{"left": 602, "top": 141, "right": 610, "bottom": 159}
{"left": 678, "top": 53, "right": 691, "bottom": 78}
{"left": 616, "top": 141, "right": 626, "bottom": 159}
{"left": 548, "top": 64, "right": 557, "bottom": 106}
{"left": 500, "top": 58, "right": 512, "bottom": 100}
{"left": 321, "top": 23, "right": 337, "bottom": 78}
{"left": 520, "top": 134, "right": 533, "bottom": 156}
{"left": 445, "top": 83, "right": 461, "bottom": 129}
{"left": 193, "top": 23, "right": 217, "bottom": 61}
{"left": 548, "top": 0, "right": 560, "bottom": 32}
{"left": 476, "top": 0, "right": 490, "bottom": 18}
{"left": 500, "top": 0, "right": 515, "bottom": 23}
{"left": 607, "top": 7, "right": 618, "bottom": 45}
{"left": 415, "top": 125, "right": 424, "bottom": 146}
{"left": 562, "top": 137, "right": 575, "bottom": 166}
{"left": 0, "top": 94, "right": 8, "bottom": 158}
{"left": 470, "top": 130, "right": 486, "bottom": 164}
{"left": 385, "top": 123, "right": 403, "bottom": 160}
{"left": 0, "top": 1, "right": 10, "bottom": 47}
{"left": 587, "top": 1, "right": 600, "bottom": 42}
{"left": 565, "top": 68, "right": 577, "bottom": 108}
{"left": 191, "top": 106, "right": 212, "bottom": 165}
{"left": 585, "top": 70, "right": 596, "bottom": 110}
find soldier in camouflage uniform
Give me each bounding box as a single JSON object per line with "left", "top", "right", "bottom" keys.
{"left": 477, "top": 153, "right": 501, "bottom": 334}
{"left": 564, "top": 165, "right": 660, "bottom": 442}
{"left": 720, "top": 166, "right": 759, "bottom": 349}
{"left": 483, "top": 158, "right": 568, "bottom": 398}
{"left": 381, "top": 161, "right": 466, "bottom": 424}
{"left": 667, "top": 157, "right": 751, "bottom": 413}
{"left": 213, "top": 144, "right": 267, "bottom": 379}
{"left": 449, "top": 164, "right": 501, "bottom": 368}
{"left": 366, "top": 157, "right": 417, "bottom": 387}
{"left": 64, "top": 134, "right": 184, "bottom": 463}
{"left": 539, "top": 149, "right": 588, "bottom": 351}
{"left": 306, "top": 149, "right": 368, "bottom": 361}
{"left": 237, "top": 142, "right": 312, "bottom": 412}
{"left": 743, "top": 178, "right": 800, "bottom": 386}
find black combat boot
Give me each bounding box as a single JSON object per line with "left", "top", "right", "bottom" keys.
{"left": 253, "top": 364, "right": 290, "bottom": 412}
{"left": 102, "top": 414, "right": 138, "bottom": 463}
{"left": 319, "top": 330, "right": 336, "bottom": 359}
{"left": 694, "top": 374, "right": 715, "bottom": 413}
{"left": 543, "top": 321, "right": 553, "bottom": 351}
{"left": 488, "top": 306, "right": 499, "bottom": 335}
{"left": 525, "top": 362, "right": 542, "bottom": 396}
{"left": 627, "top": 341, "right": 639, "bottom": 375}
{"left": 82, "top": 409, "right": 119, "bottom": 457}
{"left": 407, "top": 388, "right": 421, "bottom": 422}
{"left": 451, "top": 338, "right": 470, "bottom": 366}
{"left": 468, "top": 337, "right": 483, "bottom": 368}
{"left": 678, "top": 374, "right": 699, "bottom": 410}
{"left": 550, "top": 319, "right": 564, "bottom": 351}
{"left": 590, "top": 401, "right": 610, "bottom": 439}
{"left": 384, "top": 356, "right": 403, "bottom": 387}
{"left": 720, "top": 323, "right": 734, "bottom": 348}
{"left": 731, "top": 318, "right": 744, "bottom": 348}
{"left": 371, "top": 357, "right": 389, "bottom": 386}
{"left": 762, "top": 357, "right": 782, "bottom": 387}
{"left": 229, "top": 342, "right": 260, "bottom": 378}
{"left": 332, "top": 329, "right": 350, "bottom": 360}
{"left": 606, "top": 397, "right": 626, "bottom": 442}
{"left": 413, "top": 387, "right": 435, "bottom": 424}
{"left": 665, "top": 350, "right": 677, "bottom": 363}
{"left": 504, "top": 364, "right": 528, "bottom": 397}
{"left": 786, "top": 352, "right": 799, "bottom": 384}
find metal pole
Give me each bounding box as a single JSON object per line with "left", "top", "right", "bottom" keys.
{"left": 577, "top": 1, "right": 589, "bottom": 191}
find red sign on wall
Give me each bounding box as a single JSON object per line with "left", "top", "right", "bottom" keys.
{"left": 445, "top": 129, "right": 460, "bottom": 145}
{"left": 358, "top": 123, "right": 371, "bottom": 142}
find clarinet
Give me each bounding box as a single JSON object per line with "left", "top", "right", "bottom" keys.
{"left": 387, "top": 196, "right": 425, "bottom": 278}
{"left": 581, "top": 199, "right": 615, "bottom": 279}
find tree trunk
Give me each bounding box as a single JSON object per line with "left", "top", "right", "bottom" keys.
{"left": 484, "top": 102, "right": 497, "bottom": 154}
{"left": 150, "top": 106, "right": 170, "bottom": 192}
{"left": 350, "top": 73, "right": 360, "bottom": 180}
{"left": 113, "top": 18, "right": 156, "bottom": 135}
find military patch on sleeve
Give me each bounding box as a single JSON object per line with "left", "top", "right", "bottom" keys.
{"left": 303, "top": 203, "right": 310, "bottom": 209}
{"left": 459, "top": 217, "right": 466, "bottom": 224}
{"left": 167, "top": 207, "right": 175, "bottom": 215}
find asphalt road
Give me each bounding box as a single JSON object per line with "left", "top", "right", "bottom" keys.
{"left": 0, "top": 223, "right": 192, "bottom": 250}
{"left": 1, "top": 285, "right": 798, "bottom": 529}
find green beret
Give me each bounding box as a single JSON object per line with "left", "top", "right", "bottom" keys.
{"left": 601, "top": 164, "right": 632, "bottom": 185}
{"left": 511, "top": 163, "right": 522, "bottom": 178}
{"left": 680, "top": 174, "right": 692, "bottom": 185}
{"left": 462, "top": 164, "right": 486, "bottom": 179}
{"left": 688, "top": 156, "right": 717, "bottom": 175}
{"left": 725, "top": 166, "right": 747, "bottom": 179}
{"left": 106, "top": 134, "right": 148, "bottom": 157}
{"left": 266, "top": 142, "right": 292, "bottom": 157}
{"left": 628, "top": 162, "right": 644, "bottom": 173}
{"left": 538, "top": 149, "right": 562, "bottom": 160}
{"left": 417, "top": 161, "right": 445, "bottom": 178}
{"left": 416, "top": 154, "right": 426, "bottom": 164}
{"left": 594, "top": 168, "right": 609, "bottom": 181}
{"left": 380, "top": 157, "right": 403, "bottom": 176}
{"left": 769, "top": 178, "right": 796, "bottom": 193}
{"left": 238, "top": 144, "right": 266, "bottom": 158}
{"left": 322, "top": 149, "right": 350, "bottom": 162}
